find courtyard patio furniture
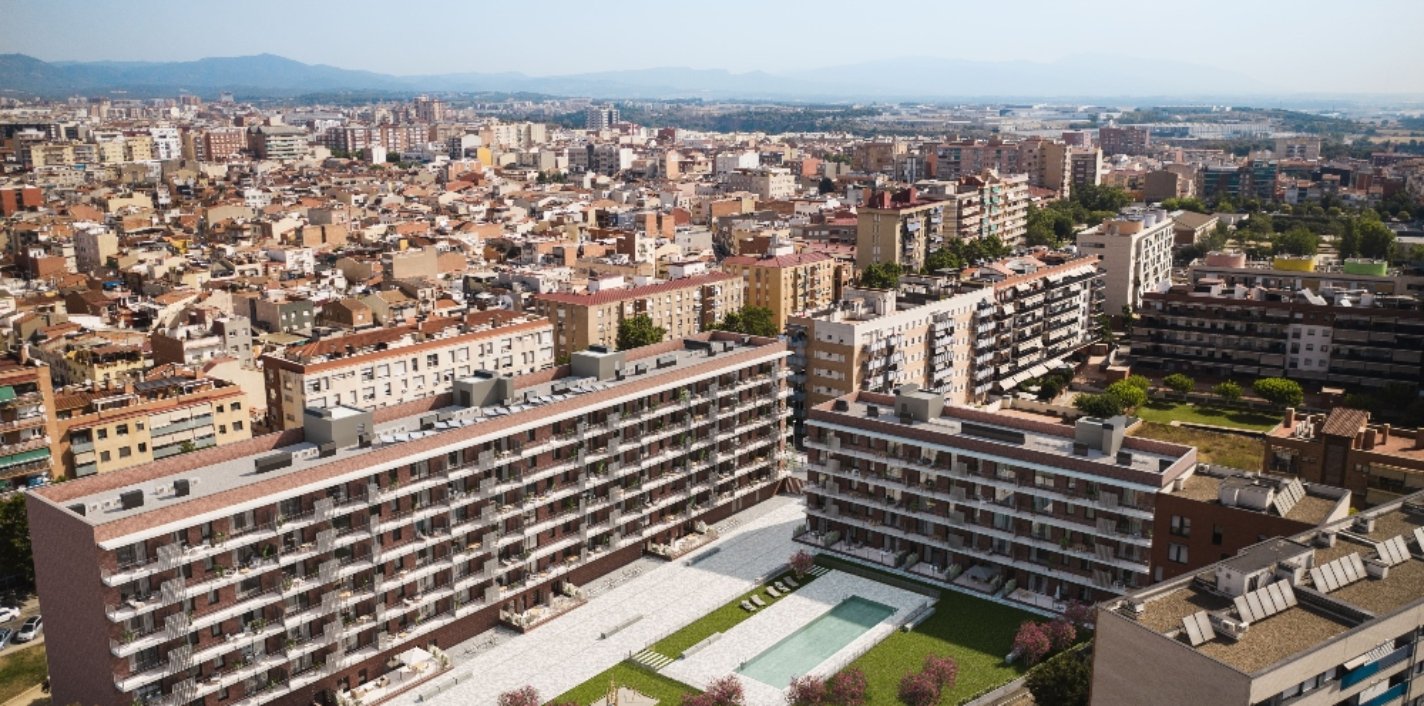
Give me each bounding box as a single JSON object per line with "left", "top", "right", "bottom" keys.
{"left": 740, "top": 600, "right": 756, "bottom": 612}
{"left": 774, "top": 581, "right": 789, "bottom": 593}
{"left": 784, "top": 577, "right": 800, "bottom": 588}
{"left": 767, "top": 586, "right": 782, "bottom": 598}
{"left": 751, "top": 594, "right": 767, "bottom": 608}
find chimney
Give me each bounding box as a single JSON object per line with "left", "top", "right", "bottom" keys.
{"left": 1363, "top": 429, "right": 1377, "bottom": 451}
{"left": 1380, "top": 424, "right": 1390, "bottom": 444}
{"left": 1283, "top": 407, "right": 1296, "bottom": 428}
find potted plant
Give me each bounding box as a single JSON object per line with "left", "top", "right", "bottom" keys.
{"left": 121, "top": 627, "right": 137, "bottom": 644}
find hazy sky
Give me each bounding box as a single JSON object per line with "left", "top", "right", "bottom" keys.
{"left": 4, "top": 0, "right": 1423, "bottom": 93}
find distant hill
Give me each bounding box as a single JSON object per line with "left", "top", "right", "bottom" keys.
{"left": 0, "top": 53, "right": 1275, "bottom": 100}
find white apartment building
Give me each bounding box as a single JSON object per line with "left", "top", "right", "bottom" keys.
{"left": 725, "top": 167, "right": 797, "bottom": 201}
{"left": 1076, "top": 207, "right": 1177, "bottom": 314}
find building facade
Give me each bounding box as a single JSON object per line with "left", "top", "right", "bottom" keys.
{"left": 855, "top": 188, "right": 945, "bottom": 273}
{"left": 532, "top": 272, "right": 744, "bottom": 360}
{"left": 1076, "top": 207, "right": 1176, "bottom": 314}
{"left": 723, "top": 246, "right": 837, "bottom": 331}
{"left": 1262, "top": 407, "right": 1424, "bottom": 508}
{"left": 28, "top": 335, "right": 789, "bottom": 706}
{"left": 0, "top": 359, "right": 59, "bottom": 491}
{"left": 801, "top": 390, "right": 1196, "bottom": 610}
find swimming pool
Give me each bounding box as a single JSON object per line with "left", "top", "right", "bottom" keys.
{"left": 736, "top": 596, "right": 896, "bottom": 688}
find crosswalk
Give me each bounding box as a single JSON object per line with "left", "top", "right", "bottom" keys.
{"left": 632, "top": 648, "right": 675, "bottom": 670}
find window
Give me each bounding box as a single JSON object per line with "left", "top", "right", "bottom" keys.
{"left": 116, "top": 424, "right": 129, "bottom": 436}
{"left": 233, "top": 421, "right": 244, "bottom": 431}
{"left": 100, "top": 450, "right": 111, "bottom": 462}
{"left": 138, "top": 443, "right": 147, "bottom": 453}
{"left": 1170, "top": 515, "right": 1191, "bottom": 537}
{"left": 1212, "top": 525, "right": 1223, "bottom": 545}
{"left": 98, "top": 428, "right": 109, "bottom": 440}
{"left": 1168, "top": 543, "right": 1189, "bottom": 564}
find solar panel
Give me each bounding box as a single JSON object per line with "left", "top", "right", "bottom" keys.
{"left": 1181, "top": 611, "right": 1216, "bottom": 647}
{"left": 1313, "top": 553, "right": 1365, "bottom": 593}
{"left": 1246, "top": 591, "right": 1267, "bottom": 620}
{"left": 1350, "top": 553, "right": 1367, "bottom": 580}
{"left": 1308, "top": 567, "right": 1325, "bottom": 593}
{"left": 1377, "top": 535, "right": 1411, "bottom": 566}
{"left": 1281, "top": 582, "right": 1299, "bottom": 607}
{"left": 1233, "top": 595, "right": 1255, "bottom": 623}
{"left": 1415, "top": 527, "right": 1424, "bottom": 553}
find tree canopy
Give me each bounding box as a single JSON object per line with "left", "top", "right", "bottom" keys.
{"left": 1025, "top": 649, "right": 1092, "bottom": 706}
{"left": 0, "top": 494, "right": 33, "bottom": 592}
{"left": 859, "top": 262, "right": 902, "bottom": 289}
{"left": 1273, "top": 226, "right": 1319, "bottom": 257}
{"left": 616, "top": 314, "right": 666, "bottom": 351}
{"left": 1253, "top": 377, "right": 1304, "bottom": 408}
{"left": 715, "top": 306, "right": 779, "bottom": 337}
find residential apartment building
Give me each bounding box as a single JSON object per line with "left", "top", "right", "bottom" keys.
{"left": 1070, "top": 148, "right": 1104, "bottom": 190}
{"left": 932, "top": 138, "right": 1073, "bottom": 196}
{"left": 1186, "top": 252, "right": 1424, "bottom": 297}
{"left": 1263, "top": 407, "right": 1424, "bottom": 508}
{"left": 1076, "top": 207, "right": 1176, "bottom": 314}
{"left": 1149, "top": 463, "right": 1351, "bottom": 582}
{"left": 58, "top": 376, "right": 252, "bottom": 479}
{"left": 27, "top": 334, "right": 790, "bottom": 706}
{"left": 152, "top": 316, "right": 254, "bottom": 367}
{"left": 532, "top": 272, "right": 744, "bottom": 360}
{"left": 855, "top": 188, "right": 946, "bottom": 273}
{"left": 248, "top": 126, "right": 308, "bottom": 162}
{"left": 0, "top": 359, "right": 60, "bottom": 491}
{"left": 916, "top": 171, "right": 1030, "bottom": 244}
{"left": 723, "top": 244, "right": 837, "bottom": 331}
{"left": 585, "top": 104, "right": 620, "bottom": 130}
{"left": 724, "top": 167, "right": 797, "bottom": 201}
{"left": 1098, "top": 125, "right": 1152, "bottom": 156}
{"left": 801, "top": 390, "right": 1197, "bottom": 610}
{"left": 1130, "top": 283, "right": 1424, "bottom": 390}
{"left": 1093, "top": 492, "right": 1424, "bottom": 706}
{"left": 262, "top": 311, "right": 554, "bottom": 430}
{"left": 1200, "top": 161, "right": 1280, "bottom": 203}
{"left": 789, "top": 254, "right": 1103, "bottom": 415}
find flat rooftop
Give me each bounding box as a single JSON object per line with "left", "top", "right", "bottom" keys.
{"left": 1171, "top": 469, "right": 1345, "bottom": 526}
{"left": 823, "top": 394, "right": 1191, "bottom": 479}
{"left": 1120, "top": 495, "right": 1424, "bottom": 675}
{"left": 39, "top": 335, "right": 786, "bottom": 537}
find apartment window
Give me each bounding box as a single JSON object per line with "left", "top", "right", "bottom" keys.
{"left": 234, "top": 421, "right": 244, "bottom": 431}
{"left": 98, "top": 428, "right": 108, "bottom": 440}
{"left": 208, "top": 589, "right": 220, "bottom": 605}
{"left": 100, "top": 450, "right": 111, "bottom": 462}
{"left": 138, "top": 443, "right": 147, "bottom": 453}
{"left": 1212, "top": 525, "right": 1223, "bottom": 545}
{"left": 117, "top": 424, "right": 129, "bottom": 436}
{"left": 1170, "top": 515, "right": 1191, "bottom": 537}
{"left": 1168, "top": 543, "right": 1189, "bottom": 564}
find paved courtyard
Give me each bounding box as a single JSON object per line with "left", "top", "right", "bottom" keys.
{"left": 662, "top": 570, "right": 930, "bottom": 706}
{"left": 392, "top": 495, "right": 806, "bottom": 706}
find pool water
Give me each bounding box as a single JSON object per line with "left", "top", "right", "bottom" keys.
{"left": 736, "top": 596, "right": 896, "bottom": 688}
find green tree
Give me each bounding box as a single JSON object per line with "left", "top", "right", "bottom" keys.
{"left": 923, "top": 248, "right": 964, "bottom": 274}
{"left": 1273, "top": 226, "right": 1319, "bottom": 257}
{"left": 859, "top": 262, "right": 902, "bottom": 289}
{"left": 1074, "top": 393, "right": 1124, "bottom": 418}
{"left": 1072, "top": 184, "right": 1131, "bottom": 213}
{"left": 615, "top": 314, "right": 666, "bottom": 351}
{"left": 1163, "top": 373, "right": 1195, "bottom": 396}
{"left": 1213, "top": 380, "right": 1243, "bottom": 404}
{"left": 1025, "top": 649, "right": 1092, "bottom": 706}
{"left": 1356, "top": 219, "right": 1397, "bottom": 260}
{"left": 1121, "top": 375, "right": 1151, "bottom": 392}
{"left": 716, "top": 306, "right": 779, "bottom": 337}
{"left": 0, "top": 494, "right": 34, "bottom": 592}
{"left": 1253, "top": 377, "right": 1304, "bottom": 408}
{"left": 1105, "top": 380, "right": 1147, "bottom": 410}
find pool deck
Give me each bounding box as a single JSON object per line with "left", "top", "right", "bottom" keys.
{"left": 390, "top": 496, "right": 806, "bottom": 706}
{"left": 662, "top": 571, "right": 931, "bottom": 706}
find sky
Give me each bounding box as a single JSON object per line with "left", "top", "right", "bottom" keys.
{"left": 3, "top": 0, "right": 1423, "bottom": 94}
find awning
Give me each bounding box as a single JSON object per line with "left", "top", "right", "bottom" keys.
{"left": 0, "top": 448, "right": 49, "bottom": 469}
{"left": 0, "top": 387, "right": 15, "bottom": 402}
{"left": 1344, "top": 642, "right": 1394, "bottom": 670}
{"left": 397, "top": 647, "right": 433, "bottom": 666}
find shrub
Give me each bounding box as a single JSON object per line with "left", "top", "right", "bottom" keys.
{"left": 1074, "top": 393, "right": 1124, "bottom": 418}
{"left": 921, "top": 655, "right": 958, "bottom": 691}
{"left": 1213, "top": 380, "right": 1242, "bottom": 404}
{"left": 1025, "top": 649, "right": 1092, "bottom": 706}
{"left": 786, "top": 675, "right": 828, "bottom": 706}
{"left": 687, "top": 675, "right": 745, "bottom": 706}
{"left": 1045, "top": 618, "right": 1077, "bottom": 652}
{"left": 1163, "top": 373, "right": 1194, "bottom": 395}
{"left": 896, "top": 672, "right": 939, "bottom": 706}
{"left": 1253, "top": 377, "right": 1303, "bottom": 408}
{"left": 1062, "top": 600, "right": 1095, "bottom": 630}
{"left": 789, "top": 549, "right": 815, "bottom": 579}
{"left": 1013, "top": 621, "right": 1052, "bottom": 666}
{"left": 1122, "top": 375, "right": 1151, "bottom": 391}
{"left": 498, "top": 686, "right": 540, "bottom": 706}
{"left": 828, "top": 669, "right": 869, "bottom": 706}
{"left": 1105, "top": 380, "right": 1147, "bottom": 410}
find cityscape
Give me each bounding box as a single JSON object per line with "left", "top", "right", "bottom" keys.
{"left": 2, "top": 2, "right": 1424, "bottom": 706}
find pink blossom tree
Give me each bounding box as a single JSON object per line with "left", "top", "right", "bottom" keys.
{"left": 921, "top": 655, "right": 958, "bottom": 692}
{"left": 498, "top": 686, "right": 540, "bottom": 706}
{"left": 789, "top": 550, "right": 815, "bottom": 579}
{"left": 897, "top": 672, "right": 940, "bottom": 706}
{"left": 1012, "top": 621, "right": 1052, "bottom": 665}
{"left": 1045, "top": 618, "right": 1077, "bottom": 652}
{"left": 828, "top": 669, "right": 869, "bottom": 706}
{"left": 685, "top": 675, "right": 745, "bottom": 706}
{"left": 786, "top": 675, "right": 828, "bottom": 706}
{"left": 1062, "top": 600, "right": 1094, "bottom": 630}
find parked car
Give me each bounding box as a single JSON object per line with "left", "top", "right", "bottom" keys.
{"left": 13, "top": 616, "right": 40, "bottom": 643}
{"left": 0, "top": 606, "right": 19, "bottom": 623}
{"left": 0, "top": 628, "right": 11, "bottom": 649}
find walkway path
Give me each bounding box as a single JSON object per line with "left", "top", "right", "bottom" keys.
{"left": 392, "top": 495, "right": 806, "bottom": 706}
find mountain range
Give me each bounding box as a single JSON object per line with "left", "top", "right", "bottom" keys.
{"left": 0, "top": 52, "right": 1275, "bottom": 100}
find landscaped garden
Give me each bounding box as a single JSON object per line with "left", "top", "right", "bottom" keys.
{"left": 0, "top": 643, "right": 47, "bottom": 704}
{"left": 651, "top": 552, "right": 820, "bottom": 659}
{"left": 1133, "top": 401, "right": 1279, "bottom": 431}
{"left": 549, "top": 661, "right": 696, "bottom": 706}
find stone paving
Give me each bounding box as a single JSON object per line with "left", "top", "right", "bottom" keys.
{"left": 661, "top": 570, "right": 930, "bottom": 706}
{"left": 392, "top": 495, "right": 806, "bottom": 706}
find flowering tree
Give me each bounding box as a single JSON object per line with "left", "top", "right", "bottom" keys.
{"left": 1045, "top": 618, "right": 1077, "bottom": 652}
{"left": 897, "top": 672, "right": 940, "bottom": 706}
{"left": 828, "top": 669, "right": 869, "bottom": 706}
{"left": 1062, "top": 600, "right": 1094, "bottom": 630}
{"left": 921, "top": 655, "right": 958, "bottom": 692}
{"left": 1013, "top": 621, "right": 1052, "bottom": 665}
{"left": 498, "top": 686, "right": 540, "bottom": 706}
{"left": 786, "top": 675, "right": 828, "bottom": 706}
{"left": 684, "top": 675, "right": 746, "bottom": 706}
{"left": 789, "top": 550, "right": 815, "bottom": 579}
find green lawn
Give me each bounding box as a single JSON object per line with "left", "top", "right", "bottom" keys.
{"left": 650, "top": 570, "right": 818, "bottom": 658}
{"left": 1135, "top": 401, "right": 1279, "bottom": 431}
{"left": 816, "top": 557, "right": 1036, "bottom": 706}
{"left": 1130, "top": 422, "right": 1266, "bottom": 470}
{"left": 550, "top": 661, "right": 696, "bottom": 706}
{"left": 0, "top": 643, "right": 47, "bottom": 704}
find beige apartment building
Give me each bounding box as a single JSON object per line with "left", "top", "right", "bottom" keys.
{"left": 855, "top": 188, "right": 946, "bottom": 273}
{"left": 917, "top": 171, "right": 1030, "bottom": 245}
{"left": 725, "top": 167, "right": 797, "bottom": 200}
{"left": 59, "top": 376, "right": 251, "bottom": 479}
{"left": 723, "top": 245, "right": 838, "bottom": 331}
{"left": 262, "top": 311, "right": 554, "bottom": 429}
{"left": 533, "top": 272, "right": 744, "bottom": 359}
{"left": 1076, "top": 207, "right": 1177, "bottom": 314}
